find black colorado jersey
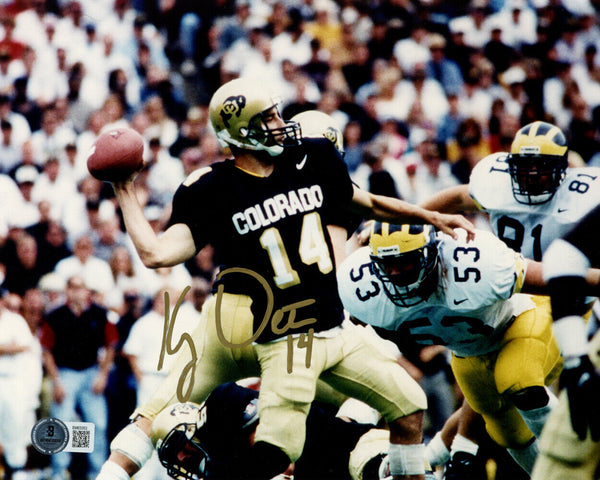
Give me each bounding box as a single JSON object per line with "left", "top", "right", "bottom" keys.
{"left": 200, "top": 383, "right": 374, "bottom": 480}
{"left": 169, "top": 139, "right": 355, "bottom": 342}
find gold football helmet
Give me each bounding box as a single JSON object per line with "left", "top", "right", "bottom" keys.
{"left": 291, "top": 110, "right": 344, "bottom": 155}
{"left": 369, "top": 223, "right": 438, "bottom": 306}
{"left": 507, "top": 121, "right": 568, "bottom": 204}
{"left": 208, "top": 78, "right": 301, "bottom": 156}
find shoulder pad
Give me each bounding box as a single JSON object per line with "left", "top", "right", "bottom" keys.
{"left": 468, "top": 152, "right": 512, "bottom": 211}
{"left": 183, "top": 166, "right": 212, "bottom": 187}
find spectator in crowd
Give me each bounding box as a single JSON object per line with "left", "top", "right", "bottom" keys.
{"left": 0, "top": 119, "right": 22, "bottom": 174}
{"left": 304, "top": 0, "right": 342, "bottom": 58}
{"left": 566, "top": 92, "right": 600, "bottom": 163}
{"left": 30, "top": 105, "right": 76, "bottom": 165}
{"left": 168, "top": 105, "right": 207, "bottom": 158}
{"left": 140, "top": 136, "right": 184, "bottom": 206}
{"left": 91, "top": 214, "right": 132, "bottom": 264}
{"left": 37, "top": 272, "right": 67, "bottom": 314}
{"left": 33, "top": 219, "right": 72, "bottom": 276}
{"left": 425, "top": 33, "right": 464, "bottom": 97}
{"left": 401, "top": 138, "right": 462, "bottom": 205}
{"left": 178, "top": 146, "right": 204, "bottom": 177}
{"left": 393, "top": 22, "right": 431, "bottom": 77}
{"left": 142, "top": 95, "right": 178, "bottom": 148}
{"left": 457, "top": 66, "right": 495, "bottom": 129}
{"left": 105, "top": 245, "right": 149, "bottom": 310}
{"left": 499, "top": 65, "right": 529, "bottom": 120}
{"left": 342, "top": 119, "right": 365, "bottom": 174}
{"left": 270, "top": 7, "right": 312, "bottom": 67}
{"left": 395, "top": 62, "right": 450, "bottom": 129}
{"left": 41, "top": 274, "right": 117, "bottom": 480}
{"left": 571, "top": 43, "right": 600, "bottom": 109}
{"left": 1, "top": 232, "right": 44, "bottom": 296}
{"left": 0, "top": 291, "right": 42, "bottom": 480}
{"left": 11, "top": 165, "right": 41, "bottom": 229}
{"left": 341, "top": 42, "right": 373, "bottom": 96}
{"left": 61, "top": 175, "right": 105, "bottom": 244}
{"left": 489, "top": 0, "right": 537, "bottom": 49}
{"left": 53, "top": 233, "right": 115, "bottom": 303}
{"left": 0, "top": 17, "right": 26, "bottom": 62}
{"left": 0, "top": 94, "right": 32, "bottom": 150}
{"left": 351, "top": 138, "right": 405, "bottom": 199}
{"left": 483, "top": 22, "right": 518, "bottom": 77}
{"left": 31, "top": 155, "right": 78, "bottom": 220}
{"left": 446, "top": 117, "right": 491, "bottom": 184}
{"left": 449, "top": 0, "right": 491, "bottom": 50}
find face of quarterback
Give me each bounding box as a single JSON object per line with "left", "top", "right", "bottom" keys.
{"left": 258, "top": 106, "right": 288, "bottom": 147}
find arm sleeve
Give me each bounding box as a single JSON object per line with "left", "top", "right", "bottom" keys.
{"left": 314, "top": 140, "right": 358, "bottom": 229}
{"left": 168, "top": 182, "right": 212, "bottom": 251}
{"left": 104, "top": 321, "right": 119, "bottom": 349}
{"left": 39, "top": 321, "right": 55, "bottom": 351}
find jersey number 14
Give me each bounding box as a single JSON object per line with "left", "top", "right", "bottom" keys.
{"left": 260, "top": 212, "right": 333, "bottom": 288}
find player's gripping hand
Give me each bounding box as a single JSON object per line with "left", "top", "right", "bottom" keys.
{"left": 428, "top": 212, "right": 476, "bottom": 242}
{"left": 560, "top": 354, "right": 600, "bottom": 441}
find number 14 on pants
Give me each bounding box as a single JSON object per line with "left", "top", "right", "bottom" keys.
{"left": 286, "top": 329, "right": 314, "bottom": 374}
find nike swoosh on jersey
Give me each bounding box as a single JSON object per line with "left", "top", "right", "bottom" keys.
{"left": 296, "top": 154, "right": 308, "bottom": 170}
{"left": 453, "top": 298, "right": 468, "bottom": 305}
{"left": 557, "top": 208, "right": 568, "bottom": 213}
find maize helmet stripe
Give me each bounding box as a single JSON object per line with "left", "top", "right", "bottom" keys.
{"left": 511, "top": 121, "right": 567, "bottom": 157}
{"left": 369, "top": 223, "right": 431, "bottom": 257}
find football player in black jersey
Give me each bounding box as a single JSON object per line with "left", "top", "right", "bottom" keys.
{"left": 95, "top": 78, "right": 475, "bottom": 480}
{"left": 150, "top": 382, "right": 392, "bottom": 480}
{"left": 532, "top": 203, "right": 600, "bottom": 480}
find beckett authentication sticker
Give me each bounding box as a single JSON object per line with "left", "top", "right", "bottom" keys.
{"left": 31, "top": 419, "right": 95, "bottom": 454}
{"left": 31, "top": 417, "right": 69, "bottom": 455}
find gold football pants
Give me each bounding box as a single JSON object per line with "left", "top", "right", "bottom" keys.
{"left": 451, "top": 295, "right": 562, "bottom": 448}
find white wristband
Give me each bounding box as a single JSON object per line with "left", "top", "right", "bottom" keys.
{"left": 553, "top": 315, "right": 589, "bottom": 358}
{"left": 388, "top": 443, "right": 425, "bottom": 476}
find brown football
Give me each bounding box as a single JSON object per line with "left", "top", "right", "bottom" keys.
{"left": 87, "top": 127, "right": 144, "bottom": 181}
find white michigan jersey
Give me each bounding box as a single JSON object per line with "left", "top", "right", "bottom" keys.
{"left": 337, "top": 229, "right": 535, "bottom": 357}
{"left": 469, "top": 152, "right": 600, "bottom": 261}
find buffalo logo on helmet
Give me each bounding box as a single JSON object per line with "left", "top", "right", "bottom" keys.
{"left": 220, "top": 95, "right": 246, "bottom": 128}
{"left": 169, "top": 403, "right": 199, "bottom": 417}
{"left": 323, "top": 126, "right": 339, "bottom": 146}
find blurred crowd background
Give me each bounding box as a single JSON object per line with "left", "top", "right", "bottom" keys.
{"left": 1, "top": 0, "right": 600, "bottom": 478}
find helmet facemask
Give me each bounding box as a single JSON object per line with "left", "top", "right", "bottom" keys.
{"left": 243, "top": 106, "right": 301, "bottom": 156}
{"left": 507, "top": 121, "right": 568, "bottom": 205}
{"left": 369, "top": 224, "right": 438, "bottom": 307}
{"left": 157, "top": 423, "right": 210, "bottom": 480}
{"left": 507, "top": 153, "right": 568, "bottom": 204}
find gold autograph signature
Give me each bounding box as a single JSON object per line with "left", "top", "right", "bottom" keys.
{"left": 158, "top": 268, "right": 317, "bottom": 402}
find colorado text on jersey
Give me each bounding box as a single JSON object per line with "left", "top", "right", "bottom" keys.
{"left": 232, "top": 185, "right": 324, "bottom": 234}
